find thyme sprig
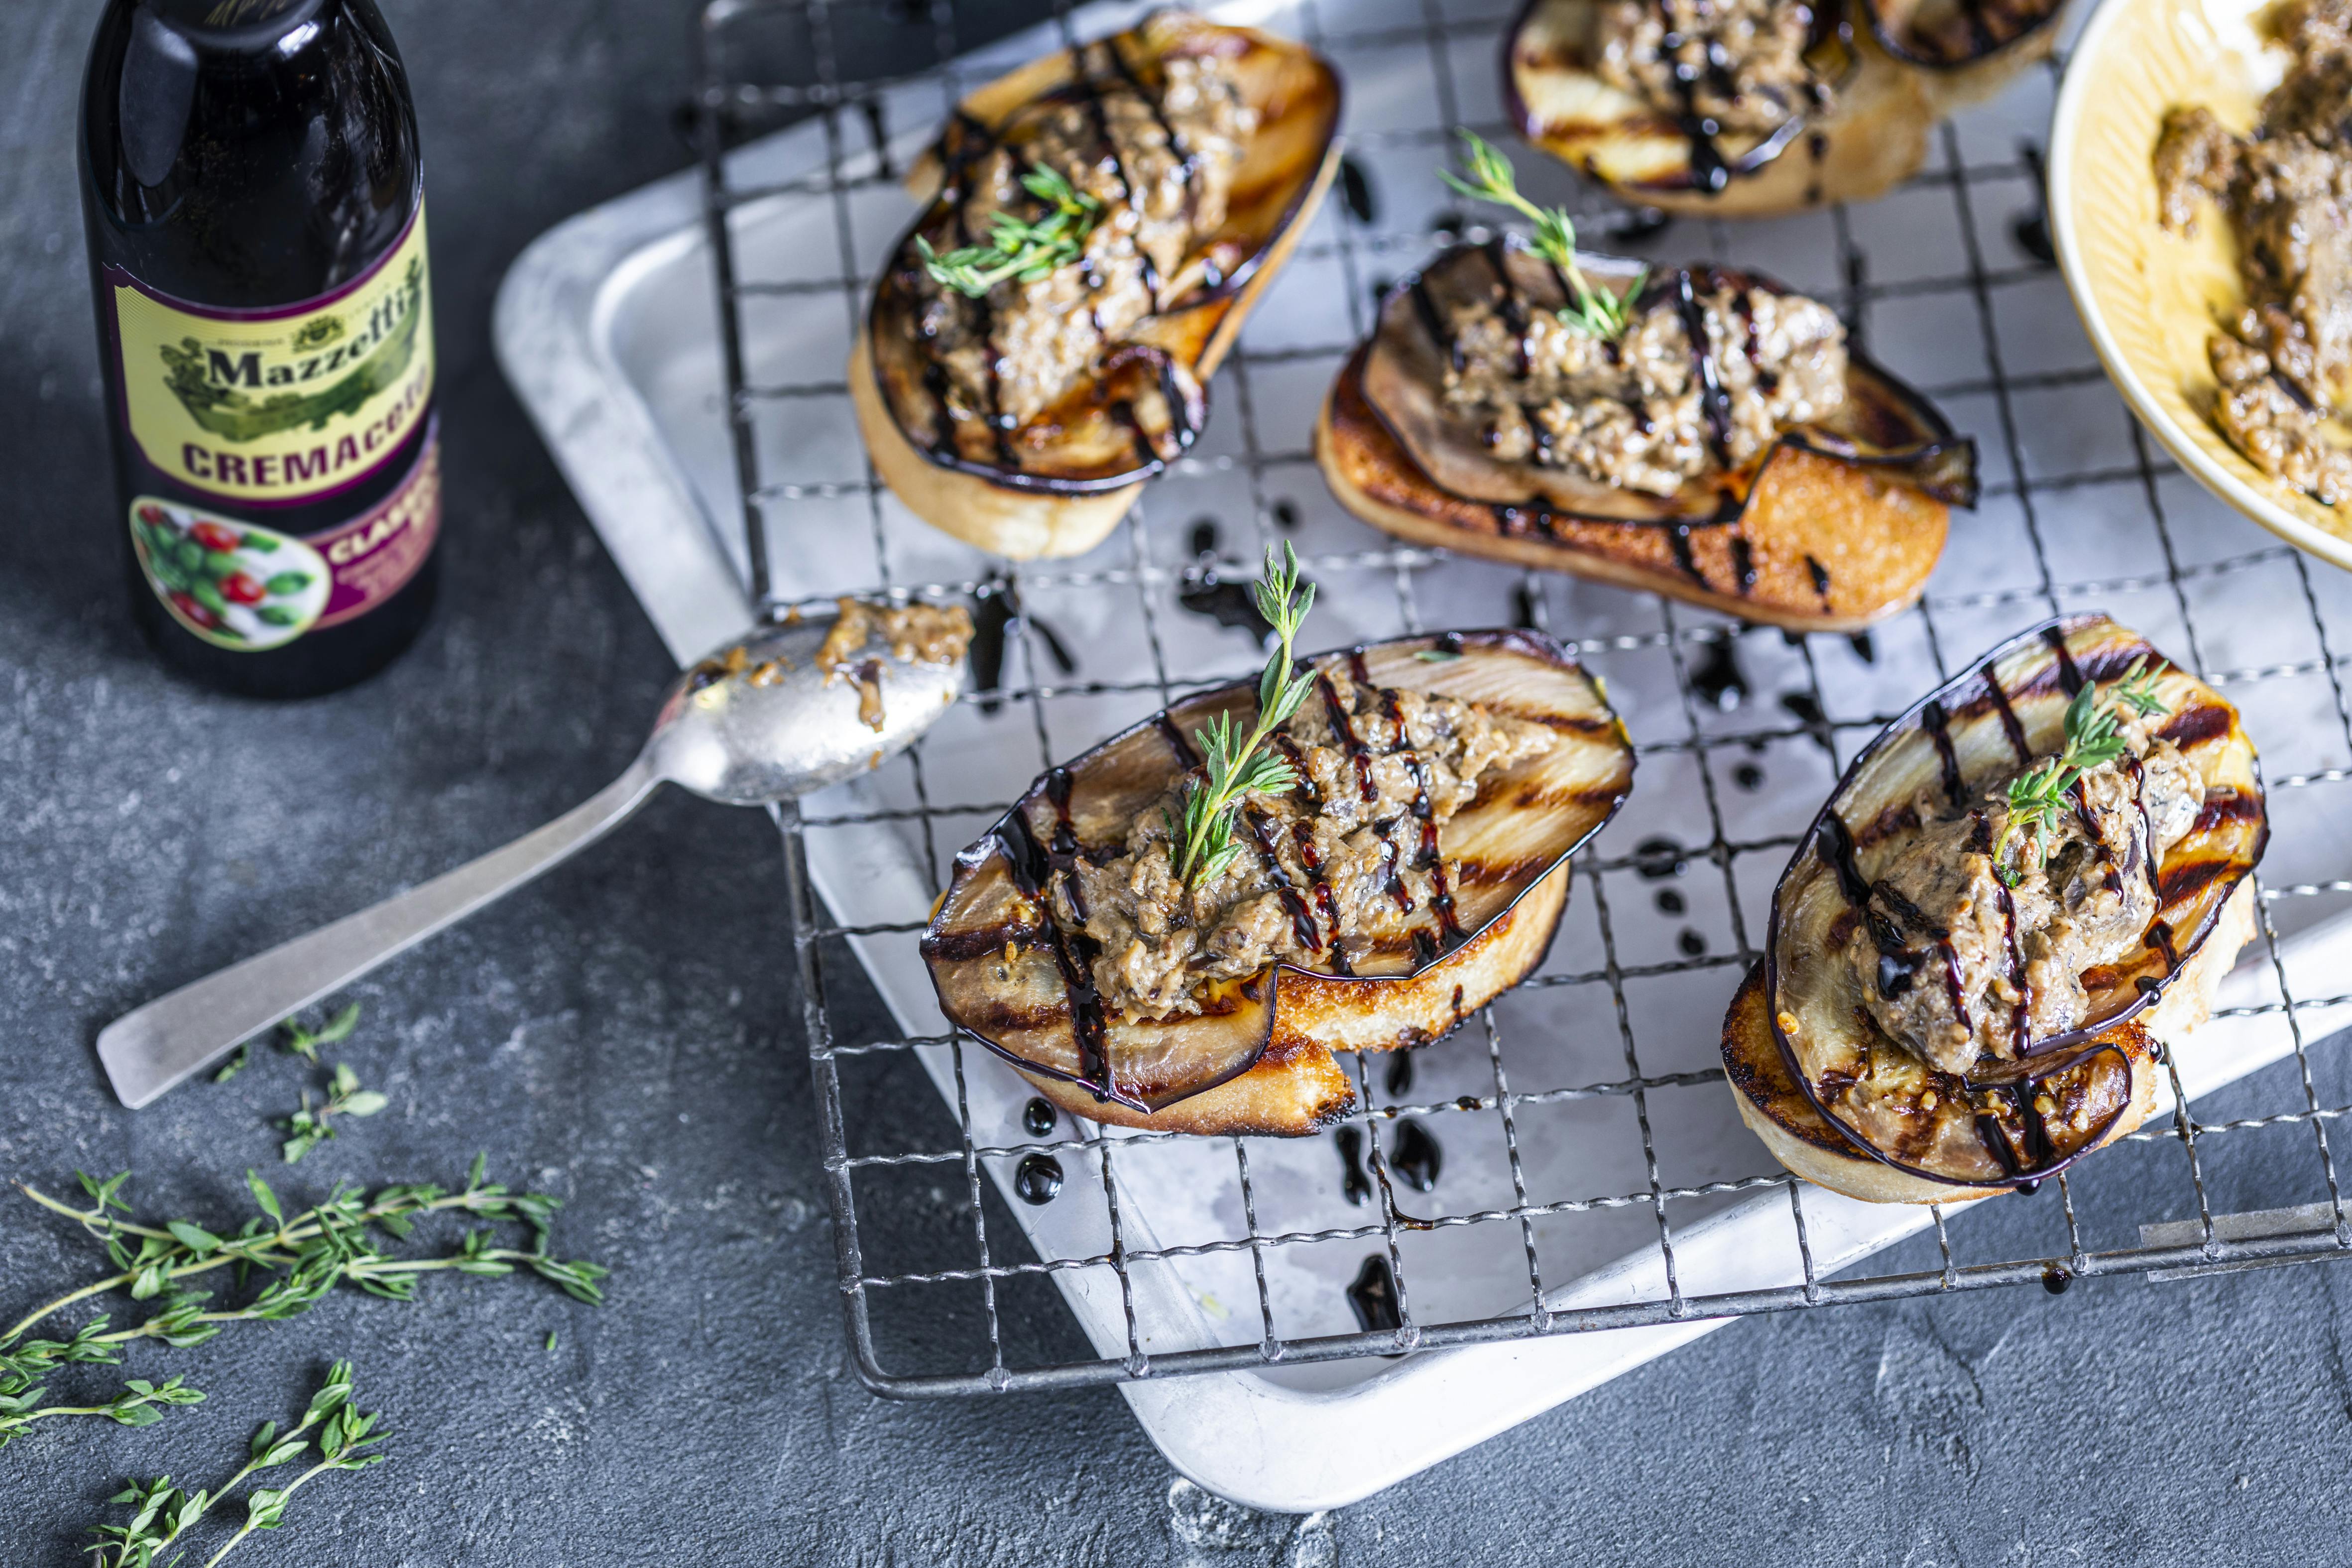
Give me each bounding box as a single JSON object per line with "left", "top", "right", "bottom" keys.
{"left": 1441, "top": 131, "right": 1641, "bottom": 340}
{"left": 0, "top": 1159, "right": 605, "bottom": 1453}
{"left": 1170, "top": 544, "right": 1316, "bottom": 885}
{"left": 90, "top": 1361, "right": 387, "bottom": 1568}
{"left": 1993, "top": 657, "right": 2168, "bottom": 885}
{"left": 919, "top": 162, "right": 1103, "bottom": 297}
{"left": 0, "top": 1364, "right": 202, "bottom": 1452}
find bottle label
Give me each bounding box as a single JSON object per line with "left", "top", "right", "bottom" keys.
{"left": 130, "top": 425, "right": 442, "bottom": 651}
{"left": 105, "top": 206, "right": 435, "bottom": 509}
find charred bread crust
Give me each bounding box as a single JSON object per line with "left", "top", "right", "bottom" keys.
{"left": 1316, "top": 345, "right": 1950, "bottom": 633}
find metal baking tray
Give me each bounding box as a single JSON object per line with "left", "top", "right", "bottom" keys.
{"left": 494, "top": 0, "right": 2352, "bottom": 1511}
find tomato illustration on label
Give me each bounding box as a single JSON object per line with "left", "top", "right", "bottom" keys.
{"left": 129, "top": 499, "right": 333, "bottom": 651}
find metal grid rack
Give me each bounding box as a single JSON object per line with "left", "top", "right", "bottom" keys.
{"left": 689, "top": 0, "right": 2352, "bottom": 1396}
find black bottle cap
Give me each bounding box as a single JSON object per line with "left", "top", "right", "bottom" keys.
{"left": 145, "top": 0, "right": 330, "bottom": 50}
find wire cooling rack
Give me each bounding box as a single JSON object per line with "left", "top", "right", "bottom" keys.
{"left": 684, "top": 0, "right": 2352, "bottom": 1397}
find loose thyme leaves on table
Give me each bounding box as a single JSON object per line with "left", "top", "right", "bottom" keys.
{"left": 89, "top": 1360, "right": 387, "bottom": 1568}
{"left": 280, "top": 1062, "right": 389, "bottom": 1164}
{"left": 1169, "top": 543, "right": 1316, "bottom": 886}
{"left": 919, "top": 162, "right": 1104, "bottom": 298}
{"left": 1993, "top": 657, "right": 2169, "bottom": 885}
{"left": 1440, "top": 130, "right": 1641, "bottom": 341}
{"left": 0, "top": 1158, "right": 605, "bottom": 1455}
{"left": 278, "top": 1001, "right": 360, "bottom": 1066}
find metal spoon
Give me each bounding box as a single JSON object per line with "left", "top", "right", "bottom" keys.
{"left": 96, "top": 604, "right": 968, "bottom": 1108}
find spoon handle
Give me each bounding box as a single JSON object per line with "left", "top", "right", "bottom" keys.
{"left": 97, "top": 753, "right": 665, "bottom": 1109}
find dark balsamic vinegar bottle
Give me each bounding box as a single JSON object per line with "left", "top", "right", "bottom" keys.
{"left": 81, "top": 0, "right": 440, "bottom": 699}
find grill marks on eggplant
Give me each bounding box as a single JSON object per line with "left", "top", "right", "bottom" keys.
{"left": 1761, "top": 614, "right": 2266, "bottom": 1189}
{"left": 1337, "top": 244, "right": 1974, "bottom": 623}
{"left": 1506, "top": 0, "right": 2066, "bottom": 205}
{"left": 922, "top": 631, "right": 1634, "bottom": 1123}
{"left": 867, "top": 14, "right": 1338, "bottom": 497}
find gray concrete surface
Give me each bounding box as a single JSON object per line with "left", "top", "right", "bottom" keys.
{"left": 3, "top": 2, "right": 2350, "bottom": 1563}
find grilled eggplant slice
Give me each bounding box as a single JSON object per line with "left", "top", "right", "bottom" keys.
{"left": 1316, "top": 244, "right": 1975, "bottom": 631}
{"left": 922, "top": 630, "right": 1635, "bottom": 1135}
{"left": 1503, "top": 0, "right": 2067, "bottom": 216}
{"left": 1722, "top": 615, "right": 2266, "bottom": 1202}
{"left": 851, "top": 10, "right": 1341, "bottom": 561}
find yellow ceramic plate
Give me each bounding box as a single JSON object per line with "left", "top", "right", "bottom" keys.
{"left": 2050, "top": 0, "right": 2352, "bottom": 570}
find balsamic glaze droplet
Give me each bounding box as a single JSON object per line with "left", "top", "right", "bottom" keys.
{"left": 1013, "top": 1152, "right": 1064, "bottom": 1205}
{"left": 1634, "top": 836, "right": 1689, "bottom": 880}
{"left": 2040, "top": 1263, "right": 2073, "bottom": 1294}
{"left": 1734, "top": 761, "right": 1765, "bottom": 792}
{"left": 1779, "top": 692, "right": 1834, "bottom": 755}
{"left": 1611, "top": 207, "right": 1675, "bottom": 244}
{"left": 1335, "top": 1125, "right": 1373, "bottom": 1206}
{"left": 1339, "top": 155, "right": 1379, "bottom": 225}
{"left": 1347, "top": 1254, "right": 1403, "bottom": 1334}
{"left": 968, "top": 574, "right": 1018, "bottom": 715}
{"left": 1022, "top": 1097, "right": 1056, "bottom": 1137}
{"left": 1178, "top": 559, "right": 1279, "bottom": 643}
{"left": 1384, "top": 1051, "right": 1414, "bottom": 1098}
{"left": 1389, "top": 1120, "right": 1442, "bottom": 1193}
{"left": 1188, "top": 517, "right": 1219, "bottom": 558}
{"left": 1272, "top": 498, "right": 1300, "bottom": 531}
{"left": 1690, "top": 637, "right": 1749, "bottom": 712}
{"left": 2012, "top": 141, "right": 2056, "bottom": 267}
{"left": 1656, "top": 887, "right": 1687, "bottom": 915}
{"left": 1678, "top": 929, "right": 1708, "bottom": 957}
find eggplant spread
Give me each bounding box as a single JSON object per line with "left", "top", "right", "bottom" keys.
{"left": 1064, "top": 665, "right": 1554, "bottom": 1020}
{"left": 923, "top": 630, "right": 1633, "bottom": 1131}
{"left": 1753, "top": 615, "right": 2267, "bottom": 1194}
{"left": 2155, "top": 0, "right": 2352, "bottom": 505}
{"left": 1510, "top": 0, "right": 2065, "bottom": 208}
{"left": 1594, "top": 0, "right": 1838, "bottom": 163}
{"left": 1839, "top": 694, "right": 2201, "bottom": 1076}
{"left": 917, "top": 51, "right": 1250, "bottom": 447}
{"left": 1439, "top": 260, "right": 1851, "bottom": 496}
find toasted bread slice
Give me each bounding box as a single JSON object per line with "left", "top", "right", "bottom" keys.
{"left": 1720, "top": 885, "right": 2249, "bottom": 1204}
{"left": 1504, "top": 0, "right": 2064, "bottom": 217}
{"left": 852, "top": 11, "right": 1340, "bottom": 562}
{"left": 1726, "top": 614, "right": 2266, "bottom": 1200}
{"left": 922, "top": 631, "right": 1633, "bottom": 1136}
{"left": 1316, "top": 248, "right": 1973, "bottom": 632}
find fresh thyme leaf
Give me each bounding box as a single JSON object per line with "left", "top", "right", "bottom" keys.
{"left": 1172, "top": 544, "right": 1316, "bottom": 885}
{"left": 1440, "top": 130, "right": 1641, "bottom": 340}
{"left": 921, "top": 161, "right": 1104, "bottom": 298}
{"left": 1991, "top": 658, "right": 2171, "bottom": 884}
